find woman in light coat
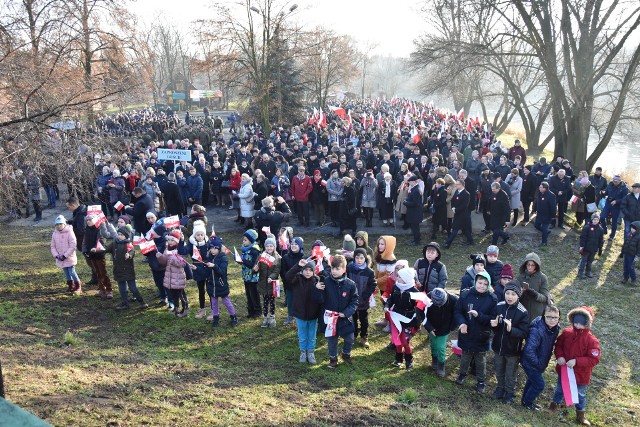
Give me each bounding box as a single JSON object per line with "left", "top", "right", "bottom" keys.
{"left": 359, "top": 170, "right": 378, "bottom": 227}
{"left": 507, "top": 168, "right": 523, "bottom": 226}
{"left": 444, "top": 174, "right": 456, "bottom": 232}
{"left": 326, "top": 169, "right": 344, "bottom": 226}
{"left": 238, "top": 173, "right": 256, "bottom": 228}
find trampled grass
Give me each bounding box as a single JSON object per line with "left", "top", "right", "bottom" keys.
{"left": 1, "top": 222, "right": 638, "bottom": 426}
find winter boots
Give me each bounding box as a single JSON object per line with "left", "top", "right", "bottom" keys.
{"left": 195, "top": 308, "right": 207, "bottom": 319}
{"left": 66, "top": 280, "right": 74, "bottom": 293}
{"left": 404, "top": 353, "right": 413, "bottom": 370}
{"left": 212, "top": 316, "right": 220, "bottom": 327}
{"left": 392, "top": 352, "right": 403, "bottom": 368}
{"left": 576, "top": 410, "right": 591, "bottom": 426}
{"left": 230, "top": 315, "right": 238, "bottom": 327}
{"left": 436, "top": 361, "right": 446, "bottom": 378}
{"left": 431, "top": 355, "right": 438, "bottom": 370}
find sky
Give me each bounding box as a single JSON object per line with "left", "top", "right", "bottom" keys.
{"left": 127, "top": 0, "right": 426, "bottom": 58}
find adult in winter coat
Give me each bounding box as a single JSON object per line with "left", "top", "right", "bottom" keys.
{"left": 290, "top": 167, "right": 313, "bottom": 226}
{"left": 430, "top": 178, "right": 448, "bottom": 238}
{"left": 238, "top": 174, "right": 256, "bottom": 226}
{"left": 516, "top": 252, "right": 549, "bottom": 321}
{"left": 571, "top": 172, "right": 595, "bottom": 226}
{"left": 326, "top": 169, "right": 344, "bottom": 225}
{"left": 413, "top": 242, "right": 448, "bottom": 292}
{"left": 403, "top": 176, "right": 424, "bottom": 244}
{"left": 337, "top": 177, "right": 358, "bottom": 236}
{"left": 621, "top": 183, "right": 640, "bottom": 237}
{"left": 620, "top": 220, "right": 640, "bottom": 285}
{"left": 106, "top": 171, "right": 127, "bottom": 219}
{"left": 550, "top": 306, "right": 601, "bottom": 426}
{"left": 82, "top": 216, "right": 114, "bottom": 297}
{"left": 185, "top": 167, "right": 204, "bottom": 207}
{"left": 142, "top": 174, "right": 161, "bottom": 214}
{"left": 162, "top": 173, "right": 185, "bottom": 217}
{"left": 254, "top": 196, "right": 291, "bottom": 245}
{"left": 520, "top": 166, "right": 537, "bottom": 224}
{"left": 548, "top": 169, "right": 572, "bottom": 229}
{"left": 125, "top": 187, "right": 155, "bottom": 235}
{"left": 521, "top": 306, "right": 560, "bottom": 410}
{"left": 252, "top": 174, "right": 270, "bottom": 211}
{"left": 424, "top": 288, "right": 459, "bottom": 377}
{"left": 487, "top": 183, "right": 511, "bottom": 245}
{"left": 534, "top": 182, "right": 556, "bottom": 246}
{"left": 454, "top": 271, "right": 498, "bottom": 392}
{"left": 51, "top": 215, "right": 81, "bottom": 293}
{"left": 359, "top": 170, "right": 378, "bottom": 227}
{"left": 599, "top": 175, "right": 628, "bottom": 240}
{"left": 377, "top": 172, "right": 398, "bottom": 225}
{"left": 444, "top": 180, "right": 473, "bottom": 248}
{"left": 506, "top": 169, "right": 522, "bottom": 226}
{"left": 578, "top": 213, "right": 605, "bottom": 279}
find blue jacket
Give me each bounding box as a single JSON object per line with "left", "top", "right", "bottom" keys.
{"left": 239, "top": 243, "right": 260, "bottom": 282}
{"left": 205, "top": 251, "right": 230, "bottom": 298}
{"left": 535, "top": 190, "right": 557, "bottom": 223}
{"left": 604, "top": 182, "right": 628, "bottom": 209}
{"left": 186, "top": 174, "right": 204, "bottom": 200}
{"left": 314, "top": 274, "right": 358, "bottom": 337}
{"left": 144, "top": 235, "right": 167, "bottom": 272}
{"left": 179, "top": 240, "right": 209, "bottom": 281}
{"left": 521, "top": 316, "right": 559, "bottom": 372}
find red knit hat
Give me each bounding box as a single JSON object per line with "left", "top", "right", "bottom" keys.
{"left": 500, "top": 263, "right": 514, "bottom": 279}
{"left": 168, "top": 230, "right": 182, "bottom": 241}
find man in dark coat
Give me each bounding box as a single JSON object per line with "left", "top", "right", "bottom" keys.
{"left": 520, "top": 166, "right": 537, "bottom": 224}
{"left": 620, "top": 183, "right": 640, "bottom": 238}
{"left": 548, "top": 169, "right": 572, "bottom": 229}
{"left": 125, "top": 187, "right": 154, "bottom": 235}
{"left": 488, "top": 182, "right": 511, "bottom": 245}
{"left": 444, "top": 180, "right": 474, "bottom": 248}
{"left": 534, "top": 182, "right": 556, "bottom": 247}
{"left": 66, "top": 196, "right": 97, "bottom": 284}
{"left": 403, "top": 176, "right": 424, "bottom": 244}
{"left": 162, "top": 173, "right": 185, "bottom": 217}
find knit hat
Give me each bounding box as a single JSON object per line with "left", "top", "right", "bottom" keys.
{"left": 572, "top": 313, "right": 588, "bottom": 326}
{"left": 208, "top": 236, "right": 223, "bottom": 250}
{"left": 613, "top": 174, "right": 622, "bottom": 182}
{"left": 292, "top": 237, "right": 304, "bottom": 250}
{"left": 500, "top": 264, "right": 514, "bottom": 279}
{"left": 486, "top": 245, "right": 499, "bottom": 256}
{"left": 353, "top": 248, "right": 367, "bottom": 260}
{"left": 342, "top": 234, "right": 356, "bottom": 252}
{"left": 119, "top": 215, "right": 131, "bottom": 225}
{"left": 146, "top": 211, "right": 157, "bottom": 219}
{"left": 54, "top": 215, "right": 66, "bottom": 225}
{"left": 303, "top": 260, "right": 316, "bottom": 272}
{"left": 430, "top": 288, "right": 448, "bottom": 307}
{"left": 192, "top": 220, "right": 207, "bottom": 237}
{"left": 264, "top": 234, "right": 276, "bottom": 248}
{"left": 504, "top": 280, "right": 522, "bottom": 297}
{"left": 397, "top": 267, "right": 416, "bottom": 285}
{"left": 117, "top": 226, "right": 131, "bottom": 239}
{"left": 312, "top": 239, "right": 324, "bottom": 248}
{"left": 244, "top": 229, "right": 258, "bottom": 243}
{"left": 151, "top": 224, "right": 167, "bottom": 238}
{"left": 470, "top": 253, "right": 486, "bottom": 267}
{"left": 591, "top": 212, "right": 600, "bottom": 220}
{"left": 167, "top": 230, "right": 182, "bottom": 241}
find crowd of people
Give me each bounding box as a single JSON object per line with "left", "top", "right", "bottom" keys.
{"left": 38, "top": 97, "right": 633, "bottom": 426}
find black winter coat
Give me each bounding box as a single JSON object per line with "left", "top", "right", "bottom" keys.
{"left": 314, "top": 274, "right": 358, "bottom": 336}
{"left": 579, "top": 223, "right": 604, "bottom": 254}
{"left": 424, "top": 291, "right": 458, "bottom": 336}
{"left": 549, "top": 175, "right": 572, "bottom": 203}
{"left": 281, "top": 249, "right": 304, "bottom": 288}
{"left": 621, "top": 193, "right": 640, "bottom": 222}
{"left": 340, "top": 185, "right": 358, "bottom": 220}
{"left": 162, "top": 182, "right": 185, "bottom": 216}
{"left": 621, "top": 222, "right": 640, "bottom": 256}
{"left": 488, "top": 189, "right": 511, "bottom": 229}
{"left": 105, "top": 239, "right": 136, "bottom": 282}
{"left": 520, "top": 173, "right": 537, "bottom": 202}
{"left": 346, "top": 263, "right": 377, "bottom": 311}
{"left": 431, "top": 185, "right": 448, "bottom": 227}
{"left": 285, "top": 264, "right": 321, "bottom": 320}
{"left": 403, "top": 185, "right": 424, "bottom": 225}
{"left": 535, "top": 190, "right": 557, "bottom": 223}
{"left": 491, "top": 301, "right": 530, "bottom": 356}
{"left": 205, "top": 251, "right": 230, "bottom": 298}
{"left": 386, "top": 285, "right": 420, "bottom": 328}
{"left": 254, "top": 203, "right": 291, "bottom": 245}
{"left": 484, "top": 260, "right": 504, "bottom": 289}
{"left": 125, "top": 193, "right": 154, "bottom": 234}
{"left": 454, "top": 288, "right": 498, "bottom": 352}
{"left": 451, "top": 189, "right": 470, "bottom": 229}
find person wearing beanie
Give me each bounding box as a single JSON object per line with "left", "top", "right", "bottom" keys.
{"left": 347, "top": 248, "right": 376, "bottom": 349}
{"left": 310, "top": 168, "right": 328, "bottom": 226}
{"left": 116, "top": 215, "right": 131, "bottom": 228}
{"left": 454, "top": 270, "right": 498, "bottom": 393}
{"left": 494, "top": 263, "right": 514, "bottom": 302}
{"left": 354, "top": 231, "right": 374, "bottom": 267}
{"left": 621, "top": 182, "right": 640, "bottom": 237}
{"left": 285, "top": 256, "right": 322, "bottom": 364}
{"left": 484, "top": 245, "right": 504, "bottom": 289}
{"left": 105, "top": 222, "right": 148, "bottom": 311}
{"left": 549, "top": 306, "right": 601, "bottom": 426}
{"left": 490, "top": 280, "right": 529, "bottom": 404}
{"left": 488, "top": 181, "right": 511, "bottom": 245}
{"left": 314, "top": 254, "right": 358, "bottom": 369}
{"left": 257, "top": 235, "right": 282, "bottom": 328}
{"left": 281, "top": 236, "right": 305, "bottom": 326}
{"left": 516, "top": 252, "right": 550, "bottom": 322}
{"left": 179, "top": 220, "right": 210, "bottom": 320}
{"left": 620, "top": 220, "right": 640, "bottom": 285}
{"left": 460, "top": 253, "right": 486, "bottom": 291}
{"left": 238, "top": 229, "right": 262, "bottom": 318}
{"left": 157, "top": 229, "right": 190, "bottom": 317}
{"left": 204, "top": 236, "right": 237, "bottom": 327}
{"left": 414, "top": 242, "right": 448, "bottom": 293}
{"left": 599, "top": 173, "right": 628, "bottom": 241}
{"left": 338, "top": 234, "right": 356, "bottom": 261}
{"left": 82, "top": 214, "right": 114, "bottom": 298}
{"left": 50, "top": 213, "right": 82, "bottom": 294}
{"left": 424, "top": 287, "right": 459, "bottom": 378}
{"left": 577, "top": 213, "right": 604, "bottom": 280}
{"left": 385, "top": 267, "right": 420, "bottom": 370}
{"left": 534, "top": 181, "right": 557, "bottom": 246}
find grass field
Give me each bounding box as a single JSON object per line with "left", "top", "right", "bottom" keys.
{"left": 1, "top": 222, "right": 639, "bottom": 426}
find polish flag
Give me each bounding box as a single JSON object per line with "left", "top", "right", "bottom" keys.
{"left": 361, "top": 115, "right": 367, "bottom": 130}
{"left": 126, "top": 242, "right": 134, "bottom": 252}
{"left": 261, "top": 226, "right": 271, "bottom": 235}
{"left": 139, "top": 239, "right": 157, "bottom": 254}
{"left": 271, "top": 279, "right": 280, "bottom": 298}
{"left": 278, "top": 233, "right": 289, "bottom": 250}
{"left": 258, "top": 253, "right": 275, "bottom": 267}
{"left": 377, "top": 112, "right": 383, "bottom": 129}
{"left": 456, "top": 108, "right": 464, "bottom": 121}
{"left": 210, "top": 226, "right": 216, "bottom": 238}
{"left": 233, "top": 247, "right": 242, "bottom": 263}
{"left": 95, "top": 240, "right": 105, "bottom": 251}
{"left": 163, "top": 215, "right": 180, "bottom": 229}
{"left": 311, "top": 245, "right": 330, "bottom": 260}
{"left": 114, "top": 201, "right": 125, "bottom": 211}
{"left": 133, "top": 235, "right": 145, "bottom": 245}
{"left": 315, "top": 261, "right": 324, "bottom": 275}
{"left": 411, "top": 291, "right": 431, "bottom": 311}
{"left": 193, "top": 246, "right": 202, "bottom": 262}
{"left": 222, "top": 245, "right": 230, "bottom": 255}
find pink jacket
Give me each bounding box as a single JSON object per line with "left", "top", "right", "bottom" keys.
{"left": 50, "top": 225, "right": 78, "bottom": 268}
{"left": 157, "top": 250, "right": 187, "bottom": 290}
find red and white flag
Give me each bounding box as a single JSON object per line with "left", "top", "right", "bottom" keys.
{"left": 261, "top": 226, "right": 271, "bottom": 235}
{"left": 139, "top": 239, "right": 157, "bottom": 254}
{"left": 222, "top": 245, "right": 230, "bottom": 254}
{"left": 233, "top": 247, "right": 242, "bottom": 263}
{"left": 163, "top": 215, "right": 180, "bottom": 229}
{"left": 133, "top": 235, "right": 145, "bottom": 245}
{"left": 95, "top": 240, "right": 105, "bottom": 251}
{"left": 271, "top": 279, "right": 280, "bottom": 298}
{"left": 560, "top": 365, "right": 579, "bottom": 406}
{"left": 192, "top": 246, "right": 202, "bottom": 262}
{"left": 315, "top": 261, "right": 324, "bottom": 275}
{"left": 126, "top": 242, "right": 134, "bottom": 252}
{"left": 456, "top": 107, "right": 464, "bottom": 121}
{"left": 114, "top": 201, "right": 125, "bottom": 211}
{"left": 324, "top": 310, "right": 339, "bottom": 337}
{"left": 311, "top": 245, "right": 330, "bottom": 260}
{"left": 278, "top": 233, "right": 289, "bottom": 250}
{"left": 122, "top": 172, "right": 129, "bottom": 178}
{"left": 258, "top": 253, "right": 275, "bottom": 267}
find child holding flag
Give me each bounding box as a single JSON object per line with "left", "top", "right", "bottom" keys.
{"left": 256, "top": 235, "right": 282, "bottom": 328}
{"left": 237, "top": 229, "right": 262, "bottom": 318}
{"left": 82, "top": 214, "right": 114, "bottom": 298}
{"left": 384, "top": 267, "right": 420, "bottom": 370}
{"left": 314, "top": 255, "right": 358, "bottom": 368}
{"left": 180, "top": 220, "right": 210, "bottom": 320}
{"left": 204, "top": 236, "right": 238, "bottom": 327}
{"left": 549, "top": 306, "right": 601, "bottom": 426}
{"left": 157, "top": 230, "right": 190, "bottom": 317}
{"left": 105, "top": 225, "right": 148, "bottom": 310}
{"left": 281, "top": 237, "right": 305, "bottom": 326}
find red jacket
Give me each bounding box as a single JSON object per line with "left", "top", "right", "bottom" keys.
{"left": 554, "top": 306, "right": 601, "bottom": 385}
{"left": 229, "top": 173, "right": 242, "bottom": 191}
{"left": 291, "top": 174, "right": 312, "bottom": 201}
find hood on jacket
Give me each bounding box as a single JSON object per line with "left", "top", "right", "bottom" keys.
{"left": 520, "top": 252, "right": 541, "bottom": 273}
{"left": 354, "top": 230, "right": 369, "bottom": 248}
{"left": 567, "top": 306, "right": 594, "bottom": 329}
{"left": 422, "top": 242, "right": 442, "bottom": 261}
{"left": 375, "top": 235, "right": 396, "bottom": 262}
{"left": 473, "top": 271, "right": 492, "bottom": 291}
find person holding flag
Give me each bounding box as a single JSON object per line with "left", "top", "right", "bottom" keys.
{"left": 256, "top": 235, "right": 282, "bottom": 328}
{"left": 180, "top": 221, "right": 210, "bottom": 320}
{"left": 384, "top": 267, "right": 420, "bottom": 370}
{"left": 105, "top": 225, "right": 148, "bottom": 311}
{"left": 237, "top": 229, "right": 262, "bottom": 319}
{"left": 156, "top": 230, "right": 190, "bottom": 318}
{"left": 82, "top": 214, "right": 114, "bottom": 299}
{"left": 204, "top": 236, "right": 238, "bottom": 327}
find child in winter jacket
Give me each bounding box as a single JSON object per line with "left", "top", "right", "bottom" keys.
{"left": 424, "top": 288, "right": 458, "bottom": 378}
{"left": 144, "top": 223, "right": 170, "bottom": 308}
{"left": 354, "top": 231, "right": 374, "bottom": 267}
{"left": 285, "top": 258, "right": 322, "bottom": 364}
{"left": 347, "top": 248, "right": 376, "bottom": 348}
{"left": 490, "top": 281, "right": 530, "bottom": 404}
{"left": 578, "top": 213, "right": 604, "bottom": 279}
{"left": 180, "top": 220, "right": 210, "bottom": 319}
{"left": 237, "top": 229, "right": 261, "bottom": 318}
{"left": 314, "top": 255, "right": 359, "bottom": 368}
{"left": 549, "top": 306, "right": 601, "bottom": 426}
{"left": 204, "top": 236, "right": 237, "bottom": 327}
{"left": 256, "top": 235, "right": 282, "bottom": 328}
{"left": 373, "top": 236, "right": 397, "bottom": 330}
{"left": 82, "top": 214, "right": 114, "bottom": 298}
{"left": 494, "top": 264, "right": 515, "bottom": 302}
{"left": 385, "top": 267, "right": 420, "bottom": 370}
{"left": 620, "top": 220, "right": 640, "bottom": 285}
{"left": 460, "top": 253, "right": 486, "bottom": 291}
{"left": 105, "top": 225, "right": 147, "bottom": 310}
{"left": 157, "top": 230, "right": 189, "bottom": 317}
{"left": 521, "top": 305, "right": 560, "bottom": 410}
{"left": 50, "top": 215, "right": 82, "bottom": 294}
{"left": 413, "top": 242, "right": 448, "bottom": 292}
{"left": 454, "top": 271, "right": 498, "bottom": 393}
